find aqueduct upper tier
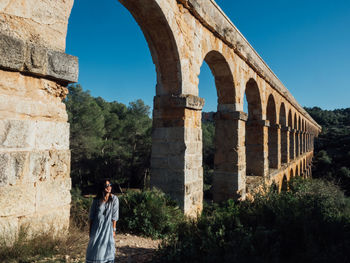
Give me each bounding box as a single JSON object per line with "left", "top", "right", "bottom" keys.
{"left": 0, "top": 0, "right": 321, "bottom": 237}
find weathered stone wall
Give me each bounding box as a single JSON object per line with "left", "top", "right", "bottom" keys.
{"left": 0, "top": 0, "right": 76, "bottom": 242}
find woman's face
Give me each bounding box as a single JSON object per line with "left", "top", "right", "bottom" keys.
{"left": 104, "top": 181, "right": 112, "bottom": 194}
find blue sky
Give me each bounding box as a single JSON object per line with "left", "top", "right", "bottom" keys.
{"left": 66, "top": 0, "right": 350, "bottom": 112}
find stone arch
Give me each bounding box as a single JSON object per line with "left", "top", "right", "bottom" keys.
{"left": 290, "top": 168, "right": 295, "bottom": 179}
{"left": 297, "top": 164, "right": 300, "bottom": 176}
{"left": 294, "top": 113, "right": 300, "bottom": 156}
{"left": 202, "top": 50, "right": 236, "bottom": 104}
{"left": 266, "top": 94, "right": 279, "bottom": 169}
{"left": 200, "top": 50, "right": 240, "bottom": 202}
{"left": 298, "top": 116, "right": 302, "bottom": 154}
{"left": 280, "top": 103, "right": 288, "bottom": 164}
{"left": 245, "top": 78, "right": 265, "bottom": 177}
{"left": 281, "top": 174, "right": 288, "bottom": 192}
{"left": 245, "top": 79, "right": 262, "bottom": 120}
{"left": 119, "top": 0, "right": 182, "bottom": 95}
{"left": 288, "top": 109, "right": 295, "bottom": 159}
{"left": 301, "top": 118, "right": 305, "bottom": 154}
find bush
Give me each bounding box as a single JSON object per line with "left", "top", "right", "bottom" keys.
{"left": 70, "top": 187, "right": 93, "bottom": 230}
{"left": 155, "top": 178, "right": 350, "bottom": 263}
{"left": 118, "top": 189, "right": 185, "bottom": 239}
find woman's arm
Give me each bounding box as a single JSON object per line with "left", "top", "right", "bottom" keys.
{"left": 111, "top": 195, "right": 119, "bottom": 238}
{"left": 112, "top": 220, "right": 117, "bottom": 238}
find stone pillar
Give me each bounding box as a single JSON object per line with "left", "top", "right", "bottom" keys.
{"left": 246, "top": 120, "right": 269, "bottom": 177}
{"left": 151, "top": 95, "right": 204, "bottom": 218}
{"left": 295, "top": 131, "right": 300, "bottom": 157}
{"left": 290, "top": 129, "right": 296, "bottom": 160}
{"left": 300, "top": 132, "right": 303, "bottom": 154}
{"left": 281, "top": 126, "right": 290, "bottom": 164}
{"left": 212, "top": 110, "right": 247, "bottom": 202}
{"left": 268, "top": 124, "right": 281, "bottom": 169}
{"left": 0, "top": 34, "right": 77, "bottom": 242}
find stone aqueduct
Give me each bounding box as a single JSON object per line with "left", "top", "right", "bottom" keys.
{"left": 0, "top": 0, "right": 321, "bottom": 238}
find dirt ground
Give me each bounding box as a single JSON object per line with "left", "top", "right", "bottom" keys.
{"left": 29, "top": 233, "right": 161, "bottom": 263}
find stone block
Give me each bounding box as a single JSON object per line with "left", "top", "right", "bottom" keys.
{"left": 19, "top": 205, "right": 70, "bottom": 238}
{"left": 0, "top": 119, "right": 35, "bottom": 149}
{"left": 0, "top": 216, "right": 18, "bottom": 245}
{"left": 0, "top": 33, "right": 78, "bottom": 83}
{"left": 49, "top": 150, "right": 70, "bottom": 179}
{"left": 167, "top": 127, "right": 185, "bottom": 142}
{"left": 29, "top": 151, "right": 50, "bottom": 182}
{"left": 168, "top": 155, "right": 185, "bottom": 170}
{"left": 0, "top": 119, "right": 69, "bottom": 150}
{"left": 34, "top": 121, "right": 69, "bottom": 150}
{"left": 0, "top": 34, "right": 25, "bottom": 71}
{"left": 36, "top": 178, "right": 71, "bottom": 211}
{"left": 151, "top": 142, "right": 169, "bottom": 157}
{"left": 151, "top": 157, "right": 169, "bottom": 169}
{"left": 47, "top": 50, "right": 79, "bottom": 83}
{"left": 25, "top": 44, "right": 48, "bottom": 74}
{"left": 0, "top": 152, "right": 28, "bottom": 186}
{"left": 0, "top": 183, "right": 36, "bottom": 217}
{"left": 0, "top": 94, "right": 68, "bottom": 121}
{"left": 169, "top": 142, "right": 187, "bottom": 155}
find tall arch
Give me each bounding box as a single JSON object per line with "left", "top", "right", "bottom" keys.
{"left": 245, "top": 79, "right": 266, "bottom": 177}
{"left": 298, "top": 116, "right": 302, "bottom": 155}
{"left": 203, "top": 50, "right": 236, "bottom": 104}
{"left": 200, "top": 50, "right": 242, "bottom": 202}
{"left": 266, "top": 94, "right": 279, "bottom": 169}
{"left": 119, "top": 0, "right": 181, "bottom": 95}
{"left": 280, "top": 103, "right": 288, "bottom": 164}
{"left": 290, "top": 168, "right": 295, "bottom": 179}
{"left": 303, "top": 119, "right": 307, "bottom": 153}
{"left": 294, "top": 113, "right": 299, "bottom": 157}
{"left": 300, "top": 118, "right": 304, "bottom": 154}
{"left": 281, "top": 175, "right": 288, "bottom": 192}
{"left": 288, "top": 110, "right": 295, "bottom": 159}
{"left": 122, "top": 0, "right": 198, "bottom": 215}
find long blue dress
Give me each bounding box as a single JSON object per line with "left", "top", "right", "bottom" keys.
{"left": 86, "top": 194, "right": 119, "bottom": 263}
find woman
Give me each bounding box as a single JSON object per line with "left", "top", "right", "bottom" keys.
{"left": 86, "top": 180, "right": 119, "bottom": 263}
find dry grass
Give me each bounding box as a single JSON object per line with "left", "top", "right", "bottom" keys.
{"left": 0, "top": 222, "right": 89, "bottom": 263}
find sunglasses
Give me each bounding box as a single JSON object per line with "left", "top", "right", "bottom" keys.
{"left": 104, "top": 183, "right": 112, "bottom": 188}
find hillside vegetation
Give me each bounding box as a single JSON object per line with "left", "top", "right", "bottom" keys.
{"left": 305, "top": 107, "right": 350, "bottom": 195}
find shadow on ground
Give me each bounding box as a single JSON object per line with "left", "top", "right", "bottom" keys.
{"left": 116, "top": 246, "right": 158, "bottom": 262}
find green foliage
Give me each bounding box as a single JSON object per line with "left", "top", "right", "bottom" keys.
{"left": 118, "top": 189, "right": 185, "bottom": 239}
{"left": 202, "top": 121, "right": 215, "bottom": 198}
{"left": 202, "top": 121, "right": 215, "bottom": 170}
{"left": 305, "top": 107, "right": 350, "bottom": 195}
{"left": 70, "top": 188, "right": 93, "bottom": 230}
{"left": 155, "top": 178, "right": 350, "bottom": 263}
{"left": 70, "top": 188, "right": 184, "bottom": 239}
{"left": 64, "top": 84, "right": 152, "bottom": 190}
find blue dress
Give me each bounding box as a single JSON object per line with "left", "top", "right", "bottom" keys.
{"left": 86, "top": 195, "right": 119, "bottom": 263}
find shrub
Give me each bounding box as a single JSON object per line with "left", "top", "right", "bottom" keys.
{"left": 118, "top": 188, "right": 185, "bottom": 239}
{"left": 70, "top": 187, "right": 93, "bottom": 230}
{"left": 156, "top": 178, "right": 350, "bottom": 263}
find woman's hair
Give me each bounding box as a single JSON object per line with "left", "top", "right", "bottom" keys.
{"left": 94, "top": 179, "right": 113, "bottom": 203}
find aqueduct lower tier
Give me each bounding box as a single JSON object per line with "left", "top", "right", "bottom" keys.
{"left": 0, "top": 0, "right": 321, "bottom": 238}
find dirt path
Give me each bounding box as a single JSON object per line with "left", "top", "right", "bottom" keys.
{"left": 115, "top": 233, "right": 161, "bottom": 262}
